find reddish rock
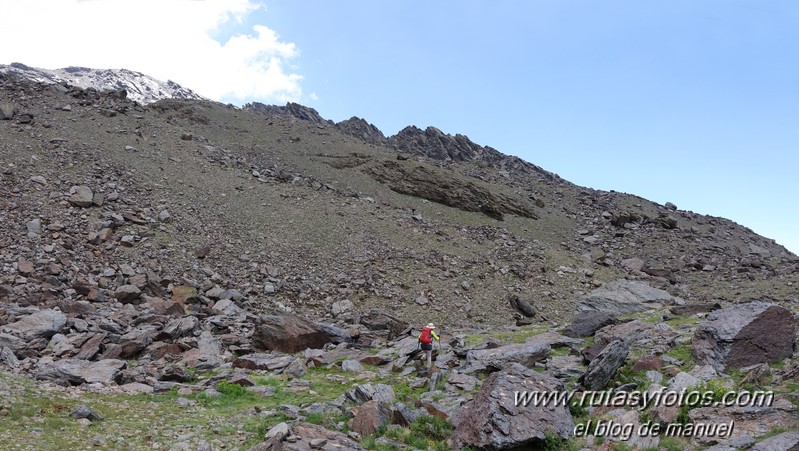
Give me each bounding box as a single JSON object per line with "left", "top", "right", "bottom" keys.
{"left": 693, "top": 301, "right": 797, "bottom": 371}
{"left": 348, "top": 400, "right": 391, "bottom": 436}
{"left": 17, "top": 260, "right": 34, "bottom": 275}
{"left": 252, "top": 313, "right": 339, "bottom": 354}
{"left": 631, "top": 355, "right": 662, "bottom": 372}
{"left": 171, "top": 286, "right": 198, "bottom": 304}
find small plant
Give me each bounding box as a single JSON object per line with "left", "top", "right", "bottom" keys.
{"left": 541, "top": 432, "right": 579, "bottom": 451}
{"left": 568, "top": 400, "right": 588, "bottom": 418}
{"left": 216, "top": 380, "right": 248, "bottom": 397}
{"left": 675, "top": 379, "right": 729, "bottom": 424}
{"left": 409, "top": 415, "right": 452, "bottom": 442}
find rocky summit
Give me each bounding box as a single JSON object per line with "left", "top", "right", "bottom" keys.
{"left": 1, "top": 66, "right": 798, "bottom": 450}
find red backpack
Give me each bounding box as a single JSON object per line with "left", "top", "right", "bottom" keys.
{"left": 419, "top": 327, "right": 433, "bottom": 345}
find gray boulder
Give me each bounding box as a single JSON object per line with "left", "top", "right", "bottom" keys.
{"left": 693, "top": 301, "right": 796, "bottom": 371}
{"left": 562, "top": 311, "right": 617, "bottom": 338}
{"left": 345, "top": 383, "right": 396, "bottom": 405}
{"left": 34, "top": 358, "right": 126, "bottom": 386}
{"left": 462, "top": 340, "right": 550, "bottom": 375}
{"left": 2, "top": 309, "right": 66, "bottom": 341}
{"left": 751, "top": 431, "right": 799, "bottom": 451}
{"left": 68, "top": 185, "right": 94, "bottom": 208}
{"left": 688, "top": 397, "right": 799, "bottom": 445}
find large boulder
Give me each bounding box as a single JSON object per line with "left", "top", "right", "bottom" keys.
{"left": 252, "top": 313, "right": 340, "bottom": 354}
{"left": 358, "top": 309, "right": 410, "bottom": 339}
{"left": 462, "top": 340, "right": 550, "bottom": 375}
{"left": 574, "top": 279, "right": 682, "bottom": 315}
{"left": 451, "top": 363, "right": 574, "bottom": 450}
{"left": 34, "top": 358, "right": 126, "bottom": 386}
{"left": 233, "top": 353, "right": 298, "bottom": 371}
{"left": 562, "top": 311, "right": 617, "bottom": 338}
{"left": 2, "top": 309, "right": 66, "bottom": 341}
{"left": 180, "top": 331, "right": 224, "bottom": 370}
{"left": 348, "top": 400, "right": 392, "bottom": 436}
{"left": 692, "top": 301, "right": 797, "bottom": 371}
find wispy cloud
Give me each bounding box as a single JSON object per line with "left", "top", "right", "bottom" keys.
{"left": 0, "top": 0, "right": 303, "bottom": 104}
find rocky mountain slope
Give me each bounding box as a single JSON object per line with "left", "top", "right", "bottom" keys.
{"left": 1, "top": 68, "right": 799, "bottom": 450}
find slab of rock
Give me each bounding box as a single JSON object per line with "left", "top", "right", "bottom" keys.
{"left": 345, "top": 383, "right": 396, "bottom": 405}
{"left": 0, "top": 102, "right": 16, "bottom": 119}
{"left": 365, "top": 160, "right": 538, "bottom": 220}
{"left": 562, "top": 311, "right": 617, "bottom": 338}
{"left": 34, "top": 358, "right": 126, "bottom": 386}
{"left": 0, "top": 346, "right": 20, "bottom": 369}
{"left": 3, "top": 309, "right": 66, "bottom": 341}
{"left": 578, "top": 338, "right": 631, "bottom": 390}
{"left": 331, "top": 299, "right": 353, "bottom": 317}
{"left": 233, "top": 353, "right": 297, "bottom": 371}
{"left": 574, "top": 279, "right": 682, "bottom": 315}
{"left": 253, "top": 313, "right": 339, "bottom": 353}
{"left": 180, "top": 331, "right": 224, "bottom": 370}
{"left": 0, "top": 333, "right": 27, "bottom": 352}
{"left": 688, "top": 397, "right": 799, "bottom": 445}
{"left": 69, "top": 405, "right": 103, "bottom": 422}
{"left": 358, "top": 309, "right": 409, "bottom": 338}
{"left": 451, "top": 362, "right": 573, "bottom": 450}
{"left": 392, "top": 402, "right": 425, "bottom": 427}
{"left": 670, "top": 302, "right": 721, "bottom": 315}
{"left": 751, "top": 431, "right": 799, "bottom": 451}
{"left": 692, "top": 301, "right": 797, "bottom": 372}
{"left": 462, "top": 340, "right": 550, "bottom": 374}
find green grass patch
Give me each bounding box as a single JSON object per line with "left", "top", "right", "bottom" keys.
{"left": 665, "top": 344, "right": 695, "bottom": 368}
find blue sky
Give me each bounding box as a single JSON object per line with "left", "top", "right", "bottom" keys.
{"left": 1, "top": 1, "right": 796, "bottom": 255}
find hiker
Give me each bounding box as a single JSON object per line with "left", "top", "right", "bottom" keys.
{"left": 418, "top": 322, "right": 440, "bottom": 368}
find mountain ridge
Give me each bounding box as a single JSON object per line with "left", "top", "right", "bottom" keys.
{"left": 0, "top": 62, "right": 206, "bottom": 105}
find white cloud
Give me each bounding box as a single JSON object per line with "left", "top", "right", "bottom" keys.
{"left": 0, "top": 0, "right": 303, "bottom": 104}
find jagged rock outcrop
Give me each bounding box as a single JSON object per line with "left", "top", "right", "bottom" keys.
{"left": 336, "top": 117, "right": 388, "bottom": 146}
{"left": 389, "top": 125, "right": 505, "bottom": 163}
{"left": 244, "top": 101, "right": 333, "bottom": 125}
{"left": 462, "top": 340, "right": 551, "bottom": 375}
{"left": 365, "top": 161, "right": 538, "bottom": 220}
